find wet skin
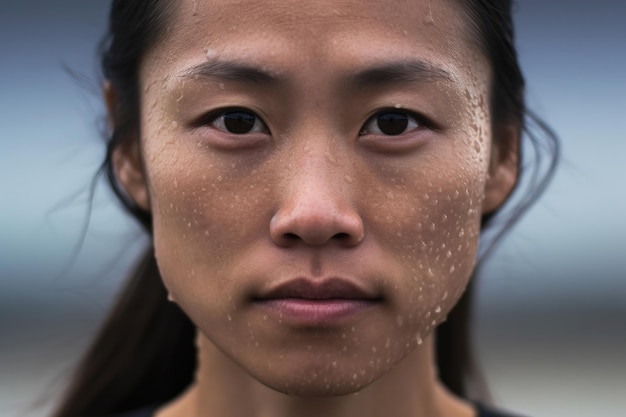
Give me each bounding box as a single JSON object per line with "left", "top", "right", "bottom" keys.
{"left": 113, "top": 0, "right": 517, "bottom": 411}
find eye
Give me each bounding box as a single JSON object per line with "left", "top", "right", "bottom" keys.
{"left": 360, "top": 111, "right": 422, "bottom": 136}
{"left": 209, "top": 109, "right": 268, "bottom": 134}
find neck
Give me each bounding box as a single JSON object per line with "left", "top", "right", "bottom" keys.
{"left": 156, "top": 332, "right": 475, "bottom": 417}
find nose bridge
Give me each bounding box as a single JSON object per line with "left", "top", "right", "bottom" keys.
{"left": 292, "top": 139, "right": 342, "bottom": 201}
{"left": 270, "top": 135, "right": 364, "bottom": 247}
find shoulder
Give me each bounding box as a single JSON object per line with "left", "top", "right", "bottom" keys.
{"left": 97, "top": 406, "right": 157, "bottom": 417}
{"left": 98, "top": 403, "right": 525, "bottom": 417}
{"left": 475, "top": 402, "right": 529, "bottom": 417}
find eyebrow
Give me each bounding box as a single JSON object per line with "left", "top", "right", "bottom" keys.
{"left": 179, "top": 60, "right": 279, "bottom": 84}
{"left": 350, "top": 60, "right": 455, "bottom": 87}
{"left": 178, "top": 58, "right": 454, "bottom": 87}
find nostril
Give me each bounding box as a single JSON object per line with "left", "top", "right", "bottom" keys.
{"left": 284, "top": 233, "right": 300, "bottom": 241}
{"left": 270, "top": 203, "right": 365, "bottom": 247}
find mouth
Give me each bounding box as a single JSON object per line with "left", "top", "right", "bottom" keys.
{"left": 252, "top": 277, "right": 382, "bottom": 325}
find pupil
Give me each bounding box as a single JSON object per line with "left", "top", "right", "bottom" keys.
{"left": 223, "top": 111, "right": 256, "bottom": 133}
{"left": 377, "top": 113, "right": 408, "bottom": 135}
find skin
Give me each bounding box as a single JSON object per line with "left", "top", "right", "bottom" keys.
{"left": 111, "top": 0, "right": 519, "bottom": 416}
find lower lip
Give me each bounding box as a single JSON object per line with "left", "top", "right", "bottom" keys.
{"left": 256, "top": 299, "right": 377, "bottom": 325}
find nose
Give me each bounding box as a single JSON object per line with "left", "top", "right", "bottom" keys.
{"left": 269, "top": 154, "right": 364, "bottom": 248}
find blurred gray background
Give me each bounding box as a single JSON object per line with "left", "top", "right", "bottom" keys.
{"left": 1, "top": 1, "right": 625, "bottom": 416}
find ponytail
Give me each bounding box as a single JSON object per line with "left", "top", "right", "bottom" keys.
{"left": 51, "top": 250, "right": 196, "bottom": 417}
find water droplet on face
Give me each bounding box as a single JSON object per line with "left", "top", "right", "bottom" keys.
{"left": 325, "top": 151, "right": 337, "bottom": 164}
{"left": 396, "top": 315, "right": 404, "bottom": 327}
{"left": 435, "top": 305, "right": 441, "bottom": 313}
{"left": 416, "top": 335, "right": 423, "bottom": 345}
{"left": 430, "top": 223, "right": 436, "bottom": 231}
{"left": 449, "top": 265, "right": 456, "bottom": 273}
{"left": 442, "top": 291, "right": 448, "bottom": 300}
{"left": 227, "top": 314, "right": 232, "bottom": 322}
{"left": 446, "top": 250, "right": 452, "bottom": 258}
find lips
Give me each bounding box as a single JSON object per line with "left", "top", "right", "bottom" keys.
{"left": 257, "top": 277, "right": 379, "bottom": 300}
{"left": 253, "top": 277, "right": 381, "bottom": 324}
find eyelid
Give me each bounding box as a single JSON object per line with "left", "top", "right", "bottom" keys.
{"left": 194, "top": 107, "right": 270, "bottom": 134}
{"left": 359, "top": 108, "right": 433, "bottom": 136}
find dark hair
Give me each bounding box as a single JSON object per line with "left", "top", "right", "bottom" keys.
{"left": 52, "top": 1, "right": 559, "bottom": 416}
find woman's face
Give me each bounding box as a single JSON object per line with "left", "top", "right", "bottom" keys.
{"left": 118, "top": 0, "right": 515, "bottom": 396}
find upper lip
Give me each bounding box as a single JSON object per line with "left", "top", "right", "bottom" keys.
{"left": 255, "top": 277, "right": 380, "bottom": 301}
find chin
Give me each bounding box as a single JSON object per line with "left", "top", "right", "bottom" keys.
{"left": 246, "top": 356, "right": 387, "bottom": 398}
{"left": 265, "top": 376, "right": 376, "bottom": 398}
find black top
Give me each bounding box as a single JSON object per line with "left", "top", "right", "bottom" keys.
{"left": 103, "top": 402, "right": 526, "bottom": 417}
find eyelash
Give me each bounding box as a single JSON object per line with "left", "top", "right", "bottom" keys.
{"left": 197, "top": 107, "right": 432, "bottom": 138}
{"left": 359, "top": 109, "right": 431, "bottom": 137}
{"left": 198, "top": 107, "right": 269, "bottom": 135}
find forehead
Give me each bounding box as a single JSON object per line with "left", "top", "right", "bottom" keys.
{"left": 141, "top": 0, "right": 488, "bottom": 85}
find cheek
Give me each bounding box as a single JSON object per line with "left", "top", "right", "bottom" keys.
{"left": 143, "top": 132, "right": 274, "bottom": 301}
{"left": 363, "top": 144, "right": 487, "bottom": 338}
